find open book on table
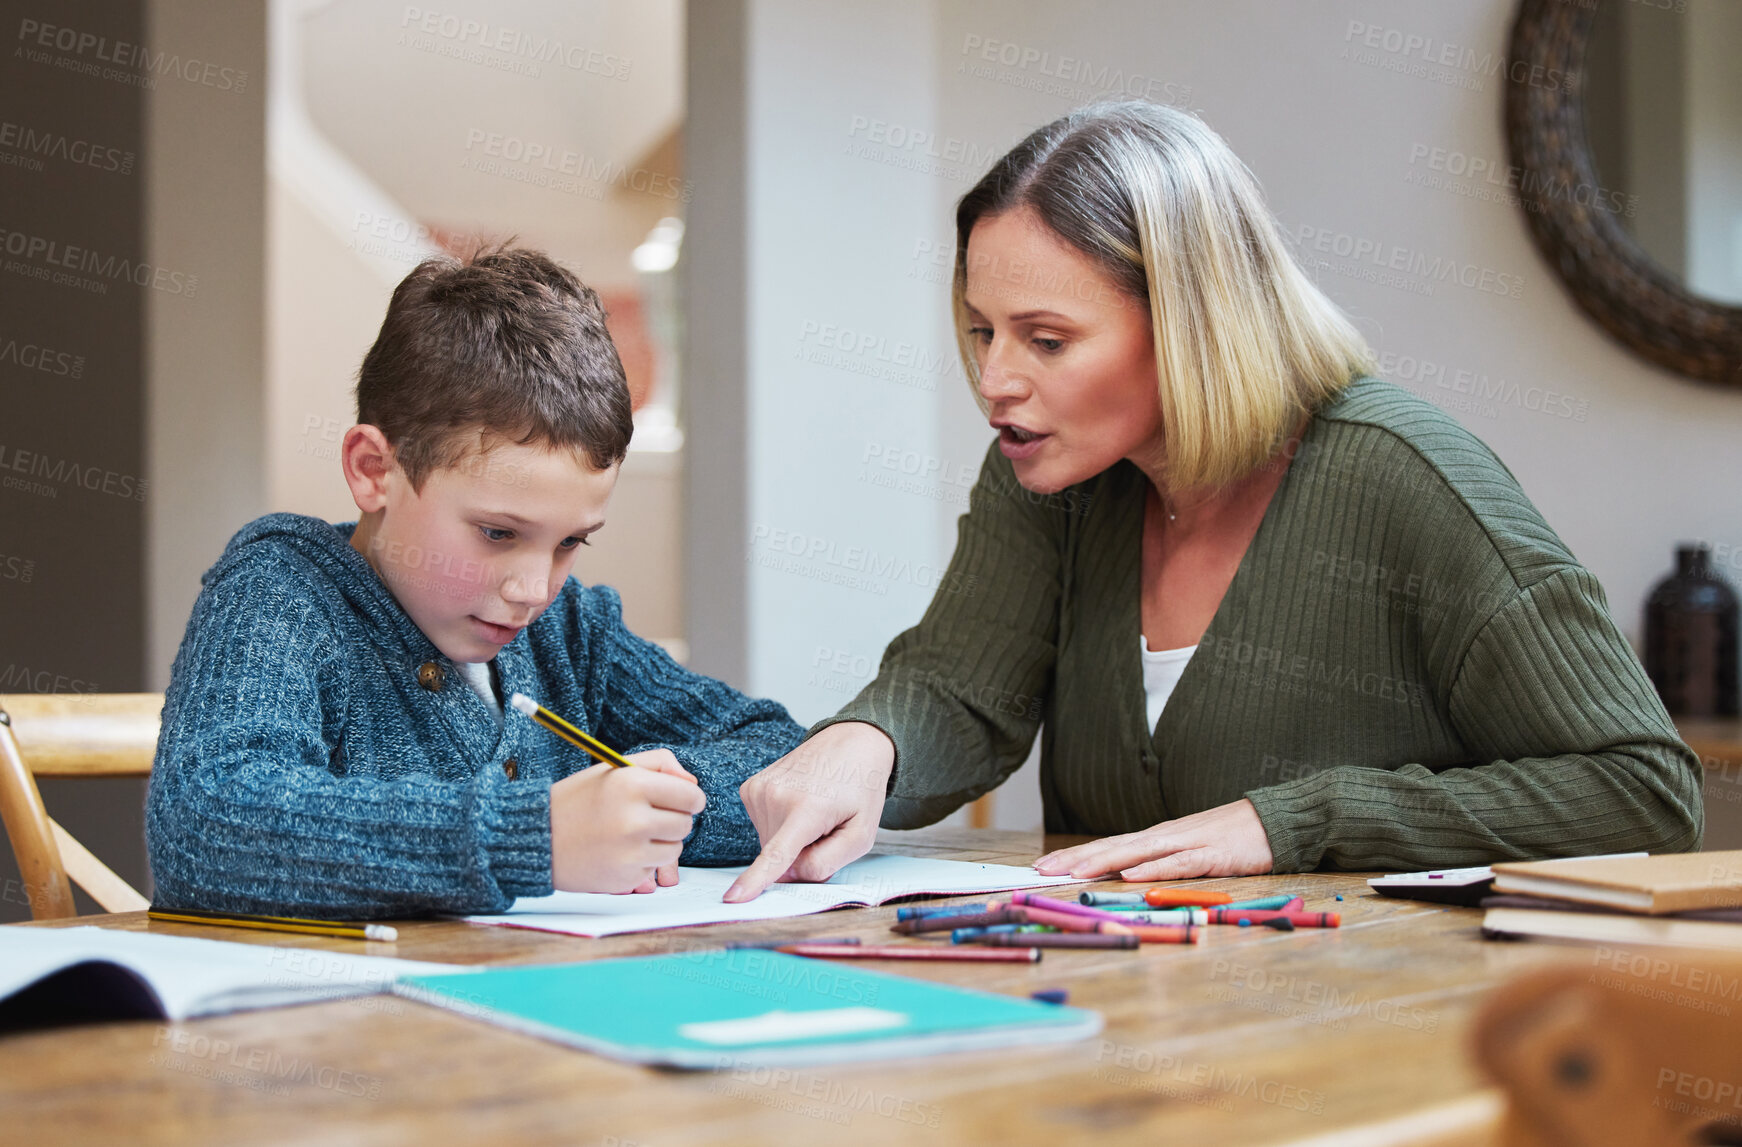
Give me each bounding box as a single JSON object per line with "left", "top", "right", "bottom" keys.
{"left": 464, "top": 853, "right": 1086, "bottom": 938}
{"left": 0, "top": 925, "right": 463, "bottom": 1030}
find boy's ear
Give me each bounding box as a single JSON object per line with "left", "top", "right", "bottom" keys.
{"left": 341, "top": 425, "right": 399, "bottom": 513}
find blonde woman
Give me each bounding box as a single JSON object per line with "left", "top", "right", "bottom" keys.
{"left": 723, "top": 102, "right": 1701, "bottom": 902}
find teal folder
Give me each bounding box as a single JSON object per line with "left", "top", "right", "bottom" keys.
{"left": 394, "top": 950, "right": 1102, "bottom": 1068}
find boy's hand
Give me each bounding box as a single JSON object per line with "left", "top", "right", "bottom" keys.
{"left": 549, "top": 754, "right": 706, "bottom": 894}
{"left": 622, "top": 748, "right": 698, "bottom": 891}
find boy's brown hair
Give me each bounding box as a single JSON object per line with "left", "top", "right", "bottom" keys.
{"left": 356, "top": 245, "right": 632, "bottom": 489}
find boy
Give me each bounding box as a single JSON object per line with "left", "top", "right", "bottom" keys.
{"left": 146, "top": 247, "right": 804, "bottom": 918}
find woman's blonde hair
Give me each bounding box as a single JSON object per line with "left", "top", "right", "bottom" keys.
{"left": 953, "top": 101, "right": 1374, "bottom": 492}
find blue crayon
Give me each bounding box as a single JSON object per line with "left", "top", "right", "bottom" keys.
{"left": 1222, "top": 895, "right": 1298, "bottom": 912}
{"left": 951, "top": 924, "right": 1053, "bottom": 943}
{"left": 952, "top": 924, "right": 1015, "bottom": 943}
{"left": 895, "top": 902, "right": 991, "bottom": 922}
{"left": 1030, "top": 989, "right": 1069, "bottom": 1005}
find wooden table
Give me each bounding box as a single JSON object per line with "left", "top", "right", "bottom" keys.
{"left": 0, "top": 827, "right": 1585, "bottom": 1147}
{"left": 1680, "top": 718, "right": 1742, "bottom": 849}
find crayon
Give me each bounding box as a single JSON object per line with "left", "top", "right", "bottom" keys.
{"left": 1014, "top": 905, "right": 1134, "bottom": 934}
{"left": 1222, "top": 895, "right": 1301, "bottom": 912}
{"left": 951, "top": 924, "right": 1056, "bottom": 943}
{"left": 1011, "top": 892, "right": 1132, "bottom": 923}
{"left": 894, "top": 902, "right": 991, "bottom": 922}
{"left": 1124, "top": 924, "right": 1201, "bottom": 945}
{"left": 978, "top": 932, "right": 1139, "bottom": 950}
{"left": 892, "top": 909, "right": 1019, "bottom": 934}
{"left": 1206, "top": 909, "right": 1339, "bottom": 928}
{"left": 726, "top": 937, "right": 862, "bottom": 949}
{"left": 1107, "top": 909, "right": 1205, "bottom": 925}
{"left": 1030, "top": 989, "right": 1069, "bottom": 1004}
{"left": 778, "top": 943, "right": 1041, "bottom": 963}
{"left": 1079, "top": 891, "right": 1148, "bottom": 907}
{"left": 1144, "top": 887, "right": 1234, "bottom": 908}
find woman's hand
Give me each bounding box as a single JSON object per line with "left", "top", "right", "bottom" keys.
{"left": 723, "top": 722, "right": 894, "bottom": 902}
{"left": 1032, "top": 798, "right": 1274, "bottom": 881}
{"left": 549, "top": 749, "right": 705, "bottom": 895}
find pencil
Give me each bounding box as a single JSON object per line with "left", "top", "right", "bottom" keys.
{"left": 509, "top": 692, "right": 636, "bottom": 768}
{"left": 147, "top": 907, "right": 397, "bottom": 942}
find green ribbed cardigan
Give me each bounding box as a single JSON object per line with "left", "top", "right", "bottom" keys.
{"left": 823, "top": 377, "right": 1703, "bottom": 871}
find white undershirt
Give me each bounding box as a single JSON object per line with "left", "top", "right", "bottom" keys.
{"left": 1140, "top": 636, "right": 1197, "bottom": 732}
{"left": 456, "top": 660, "right": 503, "bottom": 725}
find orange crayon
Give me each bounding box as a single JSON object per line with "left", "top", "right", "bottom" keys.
{"left": 1124, "top": 924, "right": 1201, "bottom": 945}
{"left": 1143, "top": 887, "right": 1234, "bottom": 908}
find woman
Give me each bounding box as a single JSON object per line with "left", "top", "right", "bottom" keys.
{"left": 722, "top": 101, "right": 1701, "bottom": 903}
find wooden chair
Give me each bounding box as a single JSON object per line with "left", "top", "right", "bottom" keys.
{"left": 0, "top": 693, "right": 160, "bottom": 919}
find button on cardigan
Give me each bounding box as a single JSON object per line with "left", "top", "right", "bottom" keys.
{"left": 146, "top": 513, "right": 804, "bottom": 918}
{"left": 822, "top": 377, "right": 1704, "bottom": 871}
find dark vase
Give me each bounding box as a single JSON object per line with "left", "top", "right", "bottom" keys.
{"left": 1644, "top": 544, "right": 1739, "bottom": 718}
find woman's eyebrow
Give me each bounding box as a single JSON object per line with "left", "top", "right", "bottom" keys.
{"left": 962, "top": 299, "right": 1076, "bottom": 325}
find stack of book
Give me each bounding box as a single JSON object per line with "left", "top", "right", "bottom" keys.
{"left": 1480, "top": 850, "right": 1742, "bottom": 952}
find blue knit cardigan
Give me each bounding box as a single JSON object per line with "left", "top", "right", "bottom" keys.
{"left": 145, "top": 512, "right": 803, "bottom": 918}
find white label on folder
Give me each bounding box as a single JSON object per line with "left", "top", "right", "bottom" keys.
{"left": 679, "top": 1007, "right": 910, "bottom": 1046}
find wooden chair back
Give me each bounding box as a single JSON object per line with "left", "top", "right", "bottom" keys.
{"left": 0, "top": 693, "right": 160, "bottom": 919}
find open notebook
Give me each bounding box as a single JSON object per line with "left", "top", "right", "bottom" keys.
{"left": 464, "top": 853, "right": 1085, "bottom": 938}
{"left": 0, "top": 926, "right": 463, "bottom": 1030}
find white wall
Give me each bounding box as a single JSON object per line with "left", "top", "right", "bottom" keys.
{"left": 740, "top": 1, "right": 952, "bottom": 716}
{"left": 692, "top": 0, "right": 1742, "bottom": 832}
{"left": 146, "top": 0, "right": 268, "bottom": 688}
{"left": 267, "top": 0, "right": 687, "bottom": 644}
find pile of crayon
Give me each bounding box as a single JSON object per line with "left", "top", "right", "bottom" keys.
{"left": 889, "top": 889, "right": 1339, "bottom": 952}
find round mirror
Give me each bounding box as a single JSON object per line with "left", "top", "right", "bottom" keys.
{"left": 1505, "top": 0, "right": 1742, "bottom": 385}
{"left": 1583, "top": 0, "right": 1742, "bottom": 308}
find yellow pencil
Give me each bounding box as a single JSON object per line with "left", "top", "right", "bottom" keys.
{"left": 509, "top": 692, "right": 636, "bottom": 768}
{"left": 147, "top": 907, "right": 397, "bottom": 942}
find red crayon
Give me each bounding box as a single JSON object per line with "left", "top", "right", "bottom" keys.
{"left": 979, "top": 932, "right": 1138, "bottom": 950}
{"left": 778, "top": 943, "right": 1040, "bottom": 963}
{"left": 1207, "top": 909, "right": 1340, "bottom": 928}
